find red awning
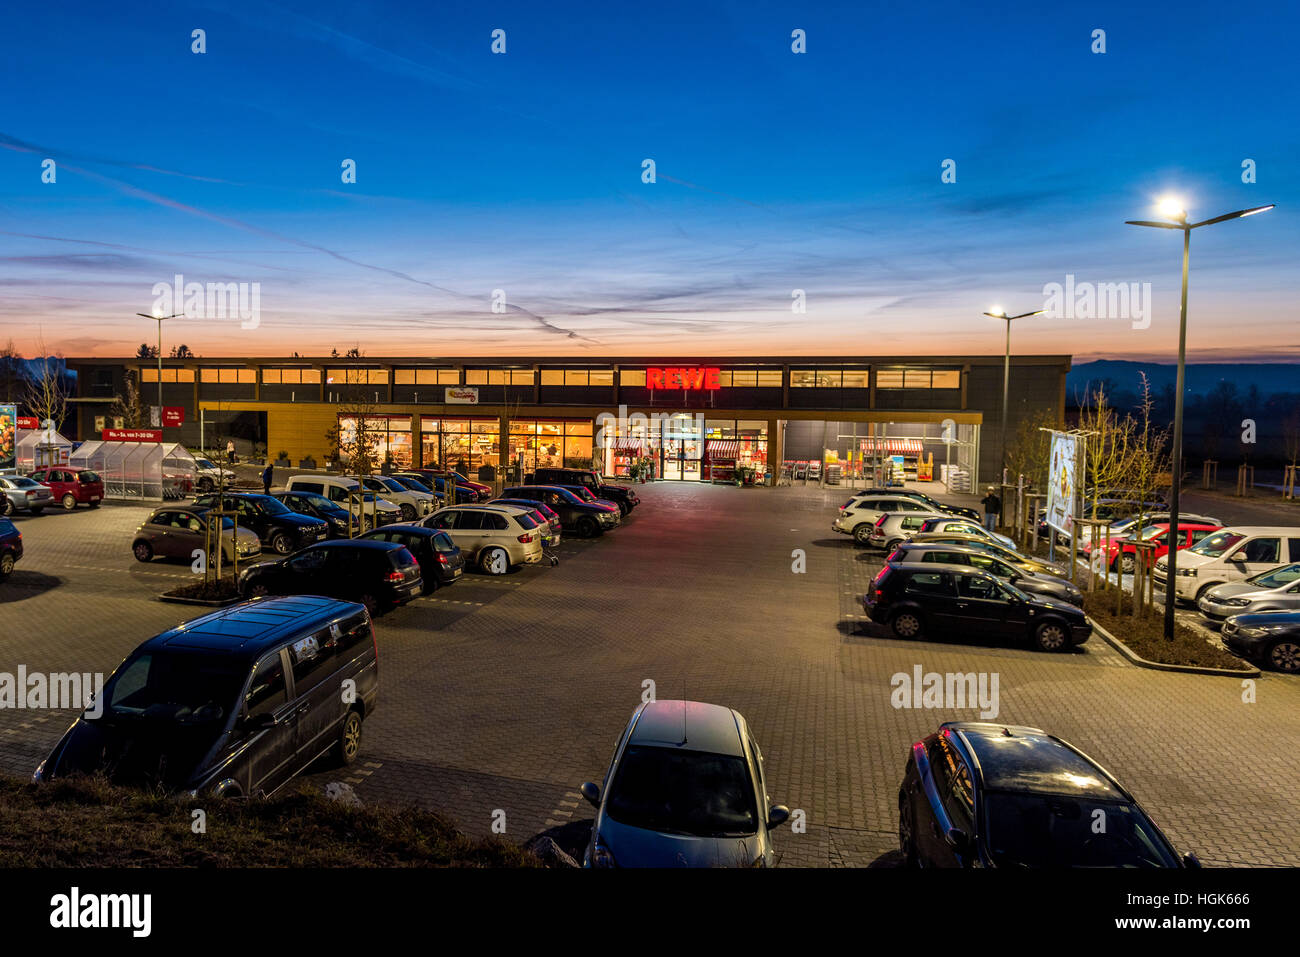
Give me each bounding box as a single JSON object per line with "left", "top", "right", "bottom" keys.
{"left": 707, "top": 440, "right": 740, "bottom": 458}
{"left": 858, "top": 438, "right": 922, "bottom": 455}
{"left": 610, "top": 439, "right": 643, "bottom": 452}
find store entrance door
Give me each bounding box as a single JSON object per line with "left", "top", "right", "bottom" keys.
{"left": 660, "top": 415, "right": 703, "bottom": 480}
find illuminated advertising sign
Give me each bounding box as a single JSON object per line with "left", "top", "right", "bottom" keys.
{"left": 1045, "top": 432, "right": 1080, "bottom": 535}
{"left": 0, "top": 404, "right": 15, "bottom": 471}
{"left": 646, "top": 367, "right": 721, "bottom": 390}
{"left": 103, "top": 429, "right": 163, "bottom": 442}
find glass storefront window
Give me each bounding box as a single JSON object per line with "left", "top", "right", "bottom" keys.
{"left": 337, "top": 414, "right": 413, "bottom": 470}
{"left": 705, "top": 419, "right": 735, "bottom": 438}
{"left": 842, "top": 370, "right": 869, "bottom": 389}
{"left": 419, "top": 416, "right": 497, "bottom": 475}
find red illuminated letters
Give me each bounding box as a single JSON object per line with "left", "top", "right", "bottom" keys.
{"left": 646, "top": 366, "right": 721, "bottom": 391}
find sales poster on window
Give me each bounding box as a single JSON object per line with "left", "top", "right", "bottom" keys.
{"left": 1045, "top": 432, "right": 1081, "bottom": 535}
{"left": 0, "top": 404, "right": 15, "bottom": 471}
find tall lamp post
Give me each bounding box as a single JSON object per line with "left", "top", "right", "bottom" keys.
{"left": 1126, "top": 199, "right": 1274, "bottom": 639}
{"left": 982, "top": 307, "right": 1045, "bottom": 492}
{"left": 136, "top": 311, "right": 184, "bottom": 419}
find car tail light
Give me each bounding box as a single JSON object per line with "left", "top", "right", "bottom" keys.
{"left": 874, "top": 514, "right": 887, "bottom": 527}
{"left": 386, "top": 570, "right": 405, "bottom": 583}
{"left": 437, "top": 553, "right": 449, "bottom": 564}
{"left": 517, "top": 533, "right": 534, "bottom": 543}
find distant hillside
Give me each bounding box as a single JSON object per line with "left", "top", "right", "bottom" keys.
{"left": 1068, "top": 360, "right": 1300, "bottom": 398}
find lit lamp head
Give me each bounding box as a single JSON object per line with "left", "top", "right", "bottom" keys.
{"left": 1158, "top": 197, "right": 1187, "bottom": 223}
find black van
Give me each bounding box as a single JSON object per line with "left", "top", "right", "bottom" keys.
{"left": 34, "top": 596, "right": 379, "bottom": 798}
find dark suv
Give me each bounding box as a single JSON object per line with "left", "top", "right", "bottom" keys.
{"left": 33, "top": 596, "right": 379, "bottom": 796}
{"left": 503, "top": 484, "right": 618, "bottom": 537}
{"left": 271, "top": 489, "right": 362, "bottom": 539}
{"left": 193, "top": 492, "right": 328, "bottom": 554}
{"left": 238, "top": 539, "right": 422, "bottom": 614}
{"left": 888, "top": 542, "right": 1083, "bottom": 606}
{"left": 898, "top": 722, "right": 1194, "bottom": 868}
{"left": 0, "top": 517, "right": 22, "bottom": 580}
{"left": 863, "top": 562, "right": 1091, "bottom": 652}
{"left": 527, "top": 467, "right": 639, "bottom": 516}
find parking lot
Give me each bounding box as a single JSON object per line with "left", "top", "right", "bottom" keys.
{"left": 2, "top": 482, "right": 1299, "bottom": 867}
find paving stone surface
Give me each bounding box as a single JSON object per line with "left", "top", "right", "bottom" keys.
{"left": 1, "top": 483, "right": 1296, "bottom": 867}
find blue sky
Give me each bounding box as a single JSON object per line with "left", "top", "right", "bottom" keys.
{"left": 1, "top": 0, "right": 1296, "bottom": 361}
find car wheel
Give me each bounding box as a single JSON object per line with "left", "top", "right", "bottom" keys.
{"left": 198, "top": 477, "right": 214, "bottom": 492}
{"left": 1267, "top": 639, "right": 1300, "bottom": 674}
{"left": 88, "top": 500, "right": 99, "bottom": 509}
{"left": 358, "top": 592, "right": 381, "bottom": 615}
{"left": 480, "top": 547, "right": 509, "bottom": 576}
{"left": 61, "top": 493, "right": 77, "bottom": 511}
{"left": 618, "top": 501, "right": 629, "bottom": 517}
{"left": 29, "top": 506, "right": 43, "bottom": 515}
{"left": 132, "top": 541, "right": 153, "bottom": 562}
{"left": 333, "top": 710, "right": 363, "bottom": 766}
{"left": 853, "top": 524, "right": 872, "bottom": 545}
{"left": 891, "top": 610, "right": 923, "bottom": 640}
{"left": 245, "top": 582, "right": 270, "bottom": 599}
{"left": 885, "top": 539, "right": 902, "bottom": 553}
{"left": 1034, "top": 620, "right": 1069, "bottom": 652}
{"left": 400, "top": 503, "right": 416, "bottom": 521}
{"left": 0, "top": 553, "right": 14, "bottom": 579}
{"left": 898, "top": 793, "right": 919, "bottom": 868}
{"left": 270, "top": 531, "right": 293, "bottom": 555}
{"left": 577, "top": 516, "right": 598, "bottom": 538}
{"left": 1119, "top": 554, "right": 1136, "bottom": 575}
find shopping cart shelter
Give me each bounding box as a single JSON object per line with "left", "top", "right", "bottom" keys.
{"left": 65, "top": 355, "right": 1070, "bottom": 491}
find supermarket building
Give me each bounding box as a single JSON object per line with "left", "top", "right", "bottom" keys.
{"left": 65, "top": 355, "right": 1070, "bottom": 489}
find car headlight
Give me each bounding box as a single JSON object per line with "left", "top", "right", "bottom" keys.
{"left": 1177, "top": 568, "right": 1198, "bottom": 577}
{"left": 1219, "top": 597, "right": 1250, "bottom": 606}
{"left": 1236, "top": 626, "right": 1273, "bottom": 638}
{"left": 591, "top": 841, "right": 617, "bottom": 868}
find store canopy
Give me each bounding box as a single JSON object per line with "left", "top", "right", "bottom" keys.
{"left": 706, "top": 440, "right": 741, "bottom": 458}
{"left": 16, "top": 424, "right": 74, "bottom": 469}
{"left": 609, "top": 438, "right": 645, "bottom": 452}
{"left": 858, "top": 438, "right": 923, "bottom": 455}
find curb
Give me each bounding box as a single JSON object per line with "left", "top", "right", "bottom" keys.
{"left": 158, "top": 593, "right": 243, "bottom": 608}
{"left": 1089, "top": 616, "right": 1260, "bottom": 677}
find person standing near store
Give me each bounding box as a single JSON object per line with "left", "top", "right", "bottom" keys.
{"left": 226, "top": 439, "right": 236, "bottom": 464}
{"left": 261, "top": 462, "right": 274, "bottom": 495}
{"left": 981, "top": 486, "right": 1001, "bottom": 531}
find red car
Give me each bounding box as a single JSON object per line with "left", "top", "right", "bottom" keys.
{"left": 27, "top": 467, "right": 104, "bottom": 511}
{"left": 1086, "top": 521, "right": 1222, "bottom": 574}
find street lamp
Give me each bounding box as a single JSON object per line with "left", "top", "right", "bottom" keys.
{"left": 1126, "top": 199, "right": 1274, "bottom": 639}
{"left": 982, "top": 307, "right": 1046, "bottom": 492}
{"left": 136, "top": 311, "right": 184, "bottom": 419}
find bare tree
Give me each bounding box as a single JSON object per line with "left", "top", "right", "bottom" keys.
{"left": 24, "top": 337, "right": 69, "bottom": 430}
{"left": 1003, "top": 407, "right": 1059, "bottom": 492}
{"left": 324, "top": 368, "right": 380, "bottom": 476}
{"left": 1075, "top": 384, "right": 1135, "bottom": 520}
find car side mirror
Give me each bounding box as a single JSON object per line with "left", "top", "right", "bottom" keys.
{"left": 1182, "top": 852, "right": 1202, "bottom": 869}
{"left": 580, "top": 781, "right": 601, "bottom": 807}
{"left": 945, "top": 827, "right": 972, "bottom": 852}
{"left": 767, "top": 805, "right": 791, "bottom": 829}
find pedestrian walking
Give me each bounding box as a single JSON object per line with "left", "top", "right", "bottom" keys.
{"left": 981, "top": 486, "right": 1002, "bottom": 531}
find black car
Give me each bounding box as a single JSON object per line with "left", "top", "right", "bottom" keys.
{"left": 33, "top": 596, "right": 379, "bottom": 796}
{"left": 527, "top": 467, "right": 639, "bottom": 516}
{"left": 238, "top": 539, "right": 422, "bottom": 613}
{"left": 1221, "top": 611, "right": 1300, "bottom": 673}
{"left": 862, "top": 563, "right": 1091, "bottom": 652}
{"left": 360, "top": 524, "right": 464, "bottom": 592}
{"left": 898, "top": 722, "right": 1194, "bottom": 868}
{"left": 888, "top": 542, "right": 1084, "bottom": 606}
{"left": 503, "top": 484, "right": 618, "bottom": 537}
{"left": 192, "top": 492, "right": 328, "bottom": 555}
{"left": 271, "top": 489, "right": 361, "bottom": 539}
{"left": 0, "top": 517, "right": 22, "bottom": 580}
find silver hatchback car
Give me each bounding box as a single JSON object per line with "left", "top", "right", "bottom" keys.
{"left": 581, "top": 700, "right": 789, "bottom": 868}
{"left": 1198, "top": 562, "right": 1300, "bottom": 620}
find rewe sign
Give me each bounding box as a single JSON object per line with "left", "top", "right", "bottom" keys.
{"left": 646, "top": 367, "right": 721, "bottom": 390}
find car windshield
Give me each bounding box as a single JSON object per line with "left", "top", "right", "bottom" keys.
{"left": 1247, "top": 563, "right": 1300, "bottom": 588}
{"left": 377, "top": 478, "right": 406, "bottom": 493}
{"left": 195, "top": 458, "right": 216, "bottom": 470}
{"left": 982, "top": 792, "right": 1179, "bottom": 867}
{"left": 1189, "top": 531, "right": 1245, "bottom": 558}
{"left": 104, "top": 651, "right": 247, "bottom": 724}
{"left": 1135, "top": 525, "right": 1167, "bottom": 541}
{"left": 605, "top": 745, "right": 758, "bottom": 838}
{"left": 78, "top": 470, "right": 100, "bottom": 483}
{"left": 397, "top": 477, "right": 432, "bottom": 493}
{"left": 568, "top": 487, "right": 597, "bottom": 502}
{"left": 10, "top": 478, "right": 41, "bottom": 489}
{"left": 255, "top": 496, "right": 291, "bottom": 515}
{"left": 432, "top": 532, "right": 458, "bottom": 553}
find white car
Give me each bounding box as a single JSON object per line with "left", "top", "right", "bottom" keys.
{"left": 361, "top": 475, "right": 436, "bottom": 522}
{"left": 192, "top": 456, "right": 238, "bottom": 492}
{"left": 832, "top": 495, "right": 944, "bottom": 544}
{"left": 1156, "top": 527, "right": 1300, "bottom": 604}
{"left": 917, "top": 516, "right": 1019, "bottom": 551}
{"left": 867, "top": 511, "right": 951, "bottom": 552}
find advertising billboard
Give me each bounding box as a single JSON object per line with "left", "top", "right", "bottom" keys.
{"left": 1045, "top": 432, "right": 1080, "bottom": 535}
{"left": 0, "top": 404, "right": 15, "bottom": 471}
{"left": 445, "top": 387, "right": 479, "bottom": 405}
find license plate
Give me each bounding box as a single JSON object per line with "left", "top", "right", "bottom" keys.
{"left": 90, "top": 496, "right": 100, "bottom": 501}
{"left": 452, "top": 568, "right": 463, "bottom": 577}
